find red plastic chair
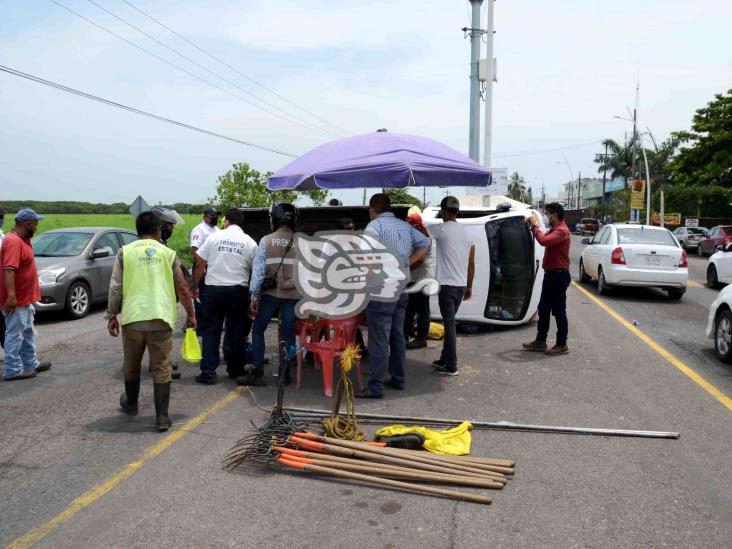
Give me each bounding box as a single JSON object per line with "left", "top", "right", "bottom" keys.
{"left": 301, "top": 315, "right": 364, "bottom": 397}
{"left": 295, "top": 318, "right": 329, "bottom": 387}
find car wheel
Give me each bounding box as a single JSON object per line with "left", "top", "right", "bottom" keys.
{"left": 714, "top": 309, "right": 732, "bottom": 363}
{"left": 66, "top": 281, "right": 91, "bottom": 319}
{"left": 579, "top": 260, "right": 591, "bottom": 283}
{"left": 697, "top": 245, "right": 704, "bottom": 257}
{"left": 707, "top": 264, "right": 720, "bottom": 289}
{"left": 666, "top": 289, "right": 684, "bottom": 301}
{"left": 597, "top": 267, "right": 610, "bottom": 295}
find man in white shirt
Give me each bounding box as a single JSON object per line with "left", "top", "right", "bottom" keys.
{"left": 428, "top": 196, "right": 475, "bottom": 376}
{"left": 189, "top": 206, "right": 220, "bottom": 325}
{"left": 192, "top": 208, "right": 257, "bottom": 384}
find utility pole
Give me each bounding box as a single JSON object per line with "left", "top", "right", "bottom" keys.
{"left": 423, "top": 186, "right": 426, "bottom": 208}
{"left": 482, "top": 0, "right": 494, "bottom": 167}
{"left": 466, "top": 0, "right": 483, "bottom": 161}
{"left": 577, "top": 172, "right": 581, "bottom": 210}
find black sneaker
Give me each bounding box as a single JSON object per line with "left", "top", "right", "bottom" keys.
{"left": 434, "top": 365, "right": 459, "bottom": 376}
{"left": 432, "top": 359, "right": 446, "bottom": 369}
{"left": 35, "top": 362, "right": 52, "bottom": 373}
{"left": 236, "top": 372, "right": 266, "bottom": 387}
{"left": 406, "top": 340, "right": 427, "bottom": 350}
{"left": 195, "top": 373, "right": 217, "bottom": 385}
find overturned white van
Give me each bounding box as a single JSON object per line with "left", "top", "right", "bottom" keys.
{"left": 422, "top": 204, "right": 546, "bottom": 326}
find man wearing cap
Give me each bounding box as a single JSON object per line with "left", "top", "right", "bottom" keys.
{"left": 1, "top": 209, "right": 52, "bottom": 380}
{"left": 189, "top": 207, "right": 221, "bottom": 325}
{"left": 428, "top": 197, "right": 475, "bottom": 376}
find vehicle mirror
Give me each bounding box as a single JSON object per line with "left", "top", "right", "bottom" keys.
{"left": 91, "top": 249, "right": 111, "bottom": 259}
{"left": 581, "top": 238, "right": 590, "bottom": 244}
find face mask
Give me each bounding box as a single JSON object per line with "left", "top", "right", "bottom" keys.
{"left": 161, "top": 227, "right": 173, "bottom": 242}
{"left": 207, "top": 216, "right": 219, "bottom": 227}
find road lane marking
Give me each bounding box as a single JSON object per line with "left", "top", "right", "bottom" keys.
{"left": 687, "top": 280, "right": 704, "bottom": 288}
{"left": 6, "top": 387, "right": 244, "bottom": 549}
{"left": 572, "top": 281, "right": 732, "bottom": 413}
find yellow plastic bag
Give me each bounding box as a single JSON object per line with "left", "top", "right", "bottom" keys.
{"left": 428, "top": 322, "right": 444, "bottom": 340}
{"left": 374, "top": 421, "right": 473, "bottom": 455}
{"left": 180, "top": 327, "right": 202, "bottom": 363}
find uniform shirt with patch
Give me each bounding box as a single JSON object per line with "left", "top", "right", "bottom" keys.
{"left": 189, "top": 221, "right": 219, "bottom": 249}
{"left": 196, "top": 225, "right": 257, "bottom": 287}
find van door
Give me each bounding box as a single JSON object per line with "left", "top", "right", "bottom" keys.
{"left": 483, "top": 215, "right": 537, "bottom": 322}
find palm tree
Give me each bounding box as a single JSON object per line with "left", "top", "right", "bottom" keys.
{"left": 507, "top": 172, "right": 530, "bottom": 203}
{"left": 594, "top": 138, "right": 635, "bottom": 189}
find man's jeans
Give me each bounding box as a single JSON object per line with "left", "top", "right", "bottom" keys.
{"left": 536, "top": 269, "right": 571, "bottom": 346}
{"left": 366, "top": 293, "right": 409, "bottom": 394}
{"left": 438, "top": 286, "right": 465, "bottom": 369}
{"left": 200, "top": 285, "right": 250, "bottom": 378}
{"left": 251, "top": 295, "right": 297, "bottom": 374}
{"left": 2, "top": 306, "right": 40, "bottom": 379}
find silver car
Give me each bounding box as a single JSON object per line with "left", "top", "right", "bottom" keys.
{"left": 33, "top": 227, "right": 138, "bottom": 318}
{"left": 672, "top": 226, "right": 709, "bottom": 251}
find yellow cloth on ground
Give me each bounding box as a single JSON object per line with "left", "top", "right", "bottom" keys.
{"left": 180, "top": 327, "right": 202, "bottom": 362}
{"left": 428, "top": 322, "right": 444, "bottom": 340}
{"left": 374, "top": 421, "right": 473, "bottom": 455}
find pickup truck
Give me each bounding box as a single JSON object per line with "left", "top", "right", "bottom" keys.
{"left": 575, "top": 218, "right": 600, "bottom": 235}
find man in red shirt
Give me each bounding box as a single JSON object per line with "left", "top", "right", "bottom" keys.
{"left": 1, "top": 209, "right": 52, "bottom": 380}
{"left": 523, "top": 202, "right": 572, "bottom": 356}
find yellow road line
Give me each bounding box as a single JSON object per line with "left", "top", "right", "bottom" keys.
{"left": 688, "top": 280, "right": 704, "bottom": 288}
{"left": 572, "top": 281, "right": 732, "bottom": 412}
{"left": 6, "top": 387, "right": 244, "bottom": 549}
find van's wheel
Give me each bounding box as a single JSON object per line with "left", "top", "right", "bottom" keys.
{"left": 667, "top": 289, "right": 684, "bottom": 301}
{"left": 597, "top": 267, "right": 610, "bottom": 295}
{"left": 66, "top": 281, "right": 91, "bottom": 319}
{"left": 707, "top": 264, "right": 720, "bottom": 289}
{"left": 579, "top": 260, "right": 591, "bottom": 283}
{"left": 715, "top": 310, "right": 732, "bottom": 363}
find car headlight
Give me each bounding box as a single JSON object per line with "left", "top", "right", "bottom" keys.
{"left": 38, "top": 267, "right": 66, "bottom": 286}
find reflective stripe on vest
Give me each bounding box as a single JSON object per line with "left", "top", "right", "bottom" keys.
{"left": 120, "top": 240, "right": 177, "bottom": 329}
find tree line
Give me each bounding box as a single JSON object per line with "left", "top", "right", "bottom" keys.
{"left": 0, "top": 201, "right": 211, "bottom": 215}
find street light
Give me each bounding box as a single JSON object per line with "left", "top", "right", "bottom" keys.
{"left": 555, "top": 158, "right": 576, "bottom": 208}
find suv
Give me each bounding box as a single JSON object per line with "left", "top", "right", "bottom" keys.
{"left": 575, "top": 218, "right": 600, "bottom": 235}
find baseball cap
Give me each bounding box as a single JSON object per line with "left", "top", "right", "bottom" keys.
{"left": 407, "top": 211, "right": 425, "bottom": 229}
{"left": 440, "top": 196, "right": 460, "bottom": 212}
{"left": 203, "top": 206, "right": 221, "bottom": 216}
{"left": 15, "top": 208, "right": 44, "bottom": 223}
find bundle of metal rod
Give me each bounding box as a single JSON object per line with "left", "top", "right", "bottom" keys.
{"left": 285, "top": 408, "right": 680, "bottom": 440}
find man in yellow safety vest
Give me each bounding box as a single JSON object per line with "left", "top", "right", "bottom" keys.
{"left": 106, "top": 211, "right": 196, "bottom": 432}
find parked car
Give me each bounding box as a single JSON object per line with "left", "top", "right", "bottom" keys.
{"left": 697, "top": 225, "right": 732, "bottom": 257}
{"left": 33, "top": 227, "right": 138, "bottom": 318}
{"left": 578, "top": 224, "right": 688, "bottom": 300}
{"left": 672, "top": 226, "right": 709, "bottom": 251}
{"left": 575, "top": 218, "right": 600, "bottom": 235}
{"left": 706, "top": 242, "right": 732, "bottom": 289}
{"left": 706, "top": 284, "right": 732, "bottom": 363}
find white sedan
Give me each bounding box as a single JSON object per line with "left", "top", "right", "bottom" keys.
{"left": 706, "top": 284, "right": 732, "bottom": 363}
{"left": 706, "top": 242, "right": 732, "bottom": 289}
{"left": 579, "top": 224, "right": 688, "bottom": 300}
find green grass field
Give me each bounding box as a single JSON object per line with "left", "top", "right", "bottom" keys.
{"left": 36, "top": 213, "right": 200, "bottom": 267}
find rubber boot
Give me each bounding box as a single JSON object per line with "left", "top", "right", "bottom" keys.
{"left": 120, "top": 380, "right": 140, "bottom": 416}
{"left": 153, "top": 383, "right": 172, "bottom": 432}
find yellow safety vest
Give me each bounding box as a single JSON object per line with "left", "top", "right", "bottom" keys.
{"left": 120, "top": 239, "right": 177, "bottom": 329}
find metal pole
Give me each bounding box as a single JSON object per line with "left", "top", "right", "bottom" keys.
{"left": 577, "top": 171, "right": 581, "bottom": 210}
{"left": 362, "top": 187, "right": 367, "bottom": 207}
{"left": 286, "top": 408, "right": 680, "bottom": 439}
{"left": 640, "top": 141, "right": 651, "bottom": 225}
{"left": 482, "top": 0, "right": 494, "bottom": 167}
{"left": 468, "top": 0, "right": 483, "bottom": 161}
{"left": 601, "top": 142, "right": 608, "bottom": 207}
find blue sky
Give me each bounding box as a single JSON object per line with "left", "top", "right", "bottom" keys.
{"left": 1, "top": 0, "right": 730, "bottom": 207}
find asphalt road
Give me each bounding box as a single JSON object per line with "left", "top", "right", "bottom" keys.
{"left": 1, "top": 236, "right": 731, "bottom": 549}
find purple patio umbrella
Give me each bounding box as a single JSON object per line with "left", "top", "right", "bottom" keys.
{"left": 267, "top": 131, "right": 491, "bottom": 190}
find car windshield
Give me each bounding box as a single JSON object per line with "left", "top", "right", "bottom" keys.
{"left": 580, "top": 219, "right": 596, "bottom": 224}
{"left": 33, "top": 232, "right": 93, "bottom": 257}
{"left": 616, "top": 228, "right": 677, "bottom": 246}
{"left": 687, "top": 228, "right": 706, "bottom": 235}
{"left": 722, "top": 226, "right": 732, "bottom": 236}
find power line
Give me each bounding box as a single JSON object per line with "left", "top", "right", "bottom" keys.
{"left": 120, "top": 0, "right": 353, "bottom": 137}
{"left": 83, "top": 0, "right": 342, "bottom": 139}
{"left": 493, "top": 140, "right": 601, "bottom": 159}
{"left": 49, "top": 0, "right": 336, "bottom": 138}
{"left": 0, "top": 64, "right": 298, "bottom": 158}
